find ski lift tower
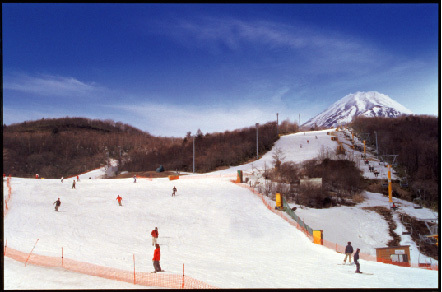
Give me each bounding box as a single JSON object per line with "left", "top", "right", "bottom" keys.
{"left": 357, "top": 132, "right": 370, "bottom": 158}
{"left": 381, "top": 154, "right": 399, "bottom": 166}
{"left": 420, "top": 219, "right": 439, "bottom": 246}
{"left": 380, "top": 154, "right": 398, "bottom": 209}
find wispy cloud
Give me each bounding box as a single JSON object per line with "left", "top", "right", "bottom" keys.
{"left": 109, "top": 102, "right": 278, "bottom": 137}
{"left": 162, "top": 16, "right": 374, "bottom": 57}
{"left": 270, "top": 86, "right": 290, "bottom": 103}
{"left": 3, "top": 73, "right": 104, "bottom": 97}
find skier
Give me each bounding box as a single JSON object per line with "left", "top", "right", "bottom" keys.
{"left": 72, "top": 180, "right": 76, "bottom": 189}
{"left": 343, "top": 241, "right": 354, "bottom": 264}
{"left": 152, "top": 244, "right": 162, "bottom": 272}
{"left": 77, "top": 175, "right": 80, "bottom": 182}
{"left": 354, "top": 248, "right": 361, "bottom": 273}
{"left": 133, "top": 175, "right": 137, "bottom": 183}
{"left": 172, "top": 186, "right": 177, "bottom": 197}
{"left": 151, "top": 227, "right": 159, "bottom": 246}
{"left": 116, "top": 195, "right": 123, "bottom": 206}
{"left": 61, "top": 176, "right": 64, "bottom": 183}
{"left": 53, "top": 198, "right": 61, "bottom": 211}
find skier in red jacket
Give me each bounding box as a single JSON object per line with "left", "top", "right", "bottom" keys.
{"left": 151, "top": 227, "right": 159, "bottom": 246}
{"left": 152, "top": 244, "right": 162, "bottom": 272}
{"left": 116, "top": 195, "right": 123, "bottom": 206}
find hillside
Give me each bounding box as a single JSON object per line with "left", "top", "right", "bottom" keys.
{"left": 3, "top": 129, "right": 438, "bottom": 289}
{"left": 3, "top": 117, "right": 179, "bottom": 178}
{"left": 3, "top": 117, "right": 299, "bottom": 178}
{"left": 3, "top": 117, "right": 145, "bottom": 134}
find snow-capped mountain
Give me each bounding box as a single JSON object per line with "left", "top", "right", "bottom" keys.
{"left": 303, "top": 91, "right": 413, "bottom": 129}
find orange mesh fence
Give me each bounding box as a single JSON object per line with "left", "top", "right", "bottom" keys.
{"left": 4, "top": 246, "right": 217, "bottom": 288}
{"left": 233, "top": 181, "right": 438, "bottom": 272}
{"left": 4, "top": 177, "right": 13, "bottom": 217}
{"left": 180, "top": 173, "right": 236, "bottom": 180}
{"left": 3, "top": 178, "right": 216, "bottom": 288}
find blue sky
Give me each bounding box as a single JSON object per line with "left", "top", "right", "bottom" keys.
{"left": 2, "top": 3, "right": 439, "bottom": 137}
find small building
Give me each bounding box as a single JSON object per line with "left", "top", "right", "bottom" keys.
{"left": 300, "top": 178, "right": 323, "bottom": 188}
{"left": 375, "top": 245, "right": 411, "bottom": 267}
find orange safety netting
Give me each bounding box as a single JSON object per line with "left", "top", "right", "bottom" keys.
{"left": 4, "top": 178, "right": 217, "bottom": 289}
{"left": 181, "top": 173, "right": 236, "bottom": 180}
{"left": 4, "top": 247, "right": 216, "bottom": 288}
{"left": 4, "top": 177, "right": 12, "bottom": 217}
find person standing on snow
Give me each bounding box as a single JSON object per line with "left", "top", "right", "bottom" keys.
{"left": 354, "top": 248, "right": 361, "bottom": 273}
{"left": 133, "top": 175, "right": 137, "bottom": 183}
{"left": 61, "top": 176, "right": 64, "bottom": 183}
{"left": 343, "top": 241, "right": 354, "bottom": 264}
{"left": 72, "top": 180, "right": 76, "bottom": 189}
{"left": 116, "top": 195, "right": 123, "bottom": 206}
{"left": 172, "top": 186, "right": 177, "bottom": 197}
{"left": 152, "top": 244, "right": 162, "bottom": 272}
{"left": 53, "top": 198, "right": 61, "bottom": 211}
{"left": 151, "top": 227, "right": 159, "bottom": 246}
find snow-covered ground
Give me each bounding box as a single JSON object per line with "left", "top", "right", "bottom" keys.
{"left": 3, "top": 129, "right": 439, "bottom": 289}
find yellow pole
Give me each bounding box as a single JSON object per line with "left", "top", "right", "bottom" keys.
{"left": 388, "top": 165, "right": 392, "bottom": 203}
{"left": 363, "top": 140, "right": 366, "bottom": 156}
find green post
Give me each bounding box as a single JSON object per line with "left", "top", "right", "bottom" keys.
{"left": 237, "top": 170, "right": 243, "bottom": 183}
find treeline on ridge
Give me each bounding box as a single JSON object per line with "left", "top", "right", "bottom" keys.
{"left": 124, "top": 122, "right": 287, "bottom": 173}
{"left": 3, "top": 117, "right": 176, "bottom": 178}
{"left": 3, "top": 117, "right": 299, "bottom": 178}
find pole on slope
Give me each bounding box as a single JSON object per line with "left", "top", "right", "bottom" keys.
{"left": 25, "top": 238, "right": 39, "bottom": 267}
{"left": 276, "top": 113, "right": 279, "bottom": 135}
{"left": 193, "top": 136, "right": 195, "bottom": 174}
{"left": 374, "top": 131, "right": 379, "bottom": 156}
{"left": 133, "top": 254, "right": 136, "bottom": 284}
{"left": 256, "top": 123, "right": 259, "bottom": 160}
{"left": 182, "top": 263, "right": 185, "bottom": 288}
{"left": 62, "top": 247, "right": 64, "bottom": 267}
{"left": 388, "top": 165, "right": 393, "bottom": 204}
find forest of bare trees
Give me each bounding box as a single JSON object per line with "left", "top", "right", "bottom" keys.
{"left": 3, "top": 117, "right": 299, "bottom": 178}
{"left": 123, "top": 122, "right": 283, "bottom": 173}
{"left": 3, "top": 117, "right": 178, "bottom": 178}
{"left": 350, "top": 115, "right": 439, "bottom": 209}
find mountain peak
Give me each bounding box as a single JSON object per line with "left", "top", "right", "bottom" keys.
{"left": 303, "top": 91, "right": 412, "bottom": 128}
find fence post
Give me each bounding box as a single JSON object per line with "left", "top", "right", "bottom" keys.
{"left": 25, "top": 239, "right": 39, "bottom": 267}
{"left": 133, "top": 254, "right": 136, "bottom": 285}
{"left": 182, "top": 263, "right": 185, "bottom": 288}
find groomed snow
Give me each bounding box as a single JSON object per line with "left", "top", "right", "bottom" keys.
{"left": 3, "top": 129, "right": 438, "bottom": 289}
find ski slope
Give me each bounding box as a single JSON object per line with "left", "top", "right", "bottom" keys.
{"left": 3, "top": 129, "right": 439, "bottom": 289}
